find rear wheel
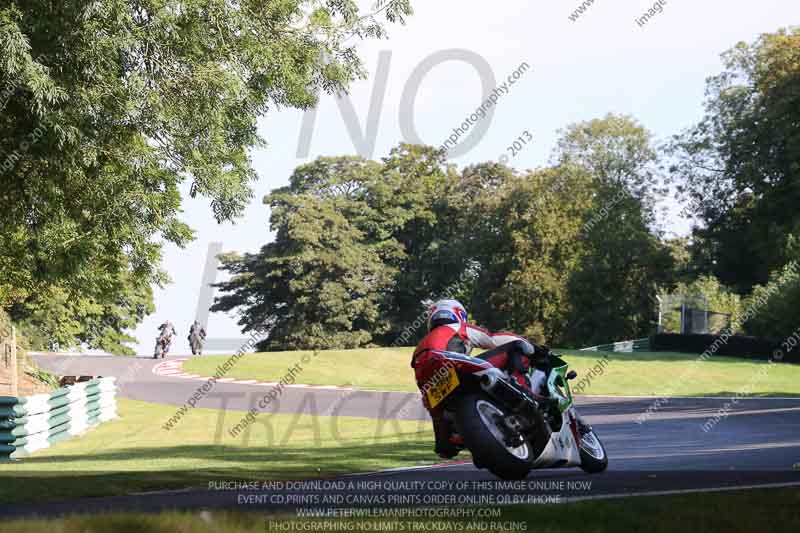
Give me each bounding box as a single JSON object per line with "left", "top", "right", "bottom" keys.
{"left": 456, "top": 393, "right": 534, "bottom": 480}
{"left": 577, "top": 418, "right": 608, "bottom": 473}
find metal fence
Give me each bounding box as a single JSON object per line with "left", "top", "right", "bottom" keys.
{"left": 656, "top": 294, "right": 731, "bottom": 335}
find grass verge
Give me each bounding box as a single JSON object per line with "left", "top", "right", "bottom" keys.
{"left": 0, "top": 398, "right": 434, "bottom": 505}
{"left": 182, "top": 348, "right": 800, "bottom": 397}
{"left": 3, "top": 487, "right": 800, "bottom": 532}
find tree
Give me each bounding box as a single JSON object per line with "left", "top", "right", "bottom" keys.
{"left": 463, "top": 165, "right": 591, "bottom": 343}
{"left": 667, "top": 28, "right": 800, "bottom": 292}
{"left": 213, "top": 156, "right": 399, "bottom": 350}
{"left": 0, "top": 0, "right": 411, "bottom": 352}
{"left": 450, "top": 161, "right": 518, "bottom": 328}
{"left": 744, "top": 261, "right": 800, "bottom": 338}
{"left": 555, "top": 115, "right": 674, "bottom": 346}
{"left": 19, "top": 269, "right": 154, "bottom": 356}
{"left": 215, "top": 119, "right": 676, "bottom": 350}
{"left": 663, "top": 236, "right": 695, "bottom": 285}
{"left": 378, "top": 144, "right": 462, "bottom": 342}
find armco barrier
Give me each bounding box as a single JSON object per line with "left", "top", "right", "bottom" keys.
{"left": 0, "top": 377, "right": 117, "bottom": 460}
{"left": 580, "top": 338, "right": 651, "bottom": 353}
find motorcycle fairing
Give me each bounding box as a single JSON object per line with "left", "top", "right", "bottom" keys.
{"left": 531, "top": 407, "right": 582, "bottom": 467}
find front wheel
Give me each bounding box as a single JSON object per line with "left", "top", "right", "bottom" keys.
{"left": 577, "top": 419, "right": 608, "bottom": 473}
{"left": 456, "top": 393, "right": 534, "bottom": 480}
{"left": 154, "top": 340, "right": 164, "bottom": 359}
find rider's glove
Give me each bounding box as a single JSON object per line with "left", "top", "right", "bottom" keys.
{"left": 510, "top": 339, "right": 535, "bottom": 356}
{"left": 534, "top": 344, "right": 552, "bottom": 359}
{"left": 532, "top": 345, "right": 554, "bottom": 373}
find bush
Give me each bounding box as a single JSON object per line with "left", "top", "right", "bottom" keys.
{"left": 744, "top": 261, "right": 800, "bottom": 338}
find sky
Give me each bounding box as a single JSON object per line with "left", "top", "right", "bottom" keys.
{"left": 128, "top": 0, "right": 800, "bottom": 355}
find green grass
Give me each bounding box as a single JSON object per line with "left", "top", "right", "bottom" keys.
{"left": 0, "top": 398, "right": 435, "bottom": 504}
{"left": 567, "top": 350, "right": 800, "bottom": 397}
{"left": 182, "top": 347, "right": 800, "bottom": 397}
{"left": 3, "top": 488, "right": 800, "bottom": 532}
{"left": 185, "top": 347, "right": 419, "bottom": 391}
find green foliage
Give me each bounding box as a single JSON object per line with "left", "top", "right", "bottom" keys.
{"left": 663, "top": 237, "right": 695, "bottom": 284}
{"left": 0, "top": 0, "right": 410, "bottom": 352}
{"left": 668, "top": 28, "right": 800, "bottom": 292}
{"left": 214, "top": 144, "right": 470, "bottom": 350}
{"left": 378, "top": 144, "right": 462, "bottom": 341}
{"left": 557, "top": 115, "right": 674, "bottom": 346}
{"left": 467, "top": 165, "right": 592, "bottom": 343}
{"left": 217, "top": 127, "right": 673, "bottom": 349}
{"left": 24, "top": 366, "right": 60, "bottom": 389}
{"left": 213, "top": 155, "right": 401, "bottom": 350}
{"left": 658, "top": 275, "right": 744, "bottom": 334}
{"left": 17, "top": 272, "right": 153, "bottom": 355}
{"left": 0, "top": 307, "right": 28, "bottom": 353}
{"left": 744, "top": 262, "right": 800, "bottom": 338}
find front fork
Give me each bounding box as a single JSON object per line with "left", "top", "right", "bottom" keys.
{"left": 567, "top": 408, "right": 581, "bottom": 448}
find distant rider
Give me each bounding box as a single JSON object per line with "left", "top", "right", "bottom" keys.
{"left": 411, "top": 299, "right": 552, "bottom": 459}
{"left": 188, "top": 320, "right": 207, "bottom": 355}
{"left": 156, "top": 320, "right": 177, "bottom": 357}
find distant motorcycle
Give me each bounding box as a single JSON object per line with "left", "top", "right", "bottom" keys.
{"left": 153, "top": 334, "right": 172, "bottom": 359}
{"left": 420, "top": 350, "right": 608, "bottom": 480}
{"left": 188, "top": 321, "right": 207, "bottom": 356}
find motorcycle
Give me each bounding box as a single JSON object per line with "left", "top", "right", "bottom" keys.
{"left": 153, "top": 335, "right": 172, "bottom": 359}
{"left": 189, "top": 330, "right": 206, "bottom": 356}
{"left": 421, "top": 350, "right": 608, "bottom": 480}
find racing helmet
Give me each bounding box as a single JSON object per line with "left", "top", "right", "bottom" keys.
{"left": 427, "top": 299, "right": 468, "bottom": 331}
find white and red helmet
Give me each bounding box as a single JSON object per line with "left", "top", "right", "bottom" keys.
{"left": 427, "top": 299, "right": 469, "bottom": 331}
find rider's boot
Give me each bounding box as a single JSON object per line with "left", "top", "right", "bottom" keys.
{"left": 432, "top": 417, "right": 460, "bottom": 459}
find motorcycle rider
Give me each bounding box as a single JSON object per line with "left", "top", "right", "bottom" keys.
{"left": 188, "top": 320, "right": 207, "bottom": 355}
{"left": 411, "top": 299, "right": 552, "bottom": 459}
{"left": 156, "top": 320, "right": 177, "bottom": 357}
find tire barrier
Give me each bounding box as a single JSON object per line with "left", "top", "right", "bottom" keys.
{"left": 579, "top": 338, "right": 651, "bottom": 353}
{"left": 0, "top": 377, "right": 117, "bottom": 460}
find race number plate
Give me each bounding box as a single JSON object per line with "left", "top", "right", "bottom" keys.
{"left": 426, "top": 366, "right": 460, "bottom": 408}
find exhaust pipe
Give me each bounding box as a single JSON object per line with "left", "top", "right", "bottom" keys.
{"left": 479, "top": 368, "right": 539, "bottom": 414}
{"left": 480, "top": 368, "right": 503, "bottom": 392}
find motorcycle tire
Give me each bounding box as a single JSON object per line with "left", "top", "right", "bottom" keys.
{"left": 577, "top": 424, "right": 608, "bottom": 473}
{"left": 456, "top": 392, "right": 535, "bottom": 480}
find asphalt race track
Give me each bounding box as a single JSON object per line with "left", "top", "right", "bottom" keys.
{"left": 7, "top": 354, "right": 799, "bottom": 517}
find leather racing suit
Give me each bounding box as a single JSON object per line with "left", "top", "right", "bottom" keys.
{"left": 411, "top": 322, "right": 549, "bottom": 458}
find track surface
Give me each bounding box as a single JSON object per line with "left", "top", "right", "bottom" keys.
{"left": 8, "top": 354, "right": 800, "bottom": 517}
